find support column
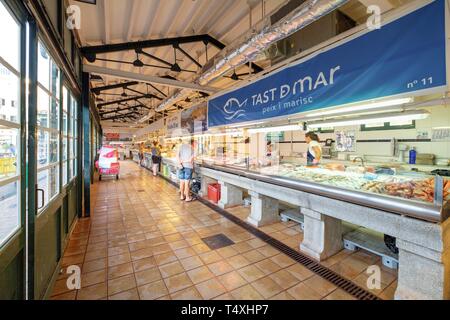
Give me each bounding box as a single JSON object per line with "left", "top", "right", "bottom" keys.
{"left": 394, "top": 239, "right": 449, "bottom": 300}
{"left": 218, "top": 181, "right": 243, "bottom": 209}
{"left": 200, "top": 175, "right": 217, "bottom": 197}
{"left": 300, "top": 208, "right": 343, "bottom": 261}
{"left": 246, "top": 191, "right": 279, "bottom": 227}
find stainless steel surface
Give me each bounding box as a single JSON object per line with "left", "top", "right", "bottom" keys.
{"left": 199, "top": 163, "right": 446, "bottom": 223}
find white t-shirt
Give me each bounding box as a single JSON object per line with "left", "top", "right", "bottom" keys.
{"left": 178, "top": 143, "right": 194, "bottom": 169}
{"left": 308, "top": 140, "right": 322, "bottom": 159}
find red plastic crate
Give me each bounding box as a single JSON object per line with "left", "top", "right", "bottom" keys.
{"left": 207, "top": 183, "right": 221, "bottom": 203}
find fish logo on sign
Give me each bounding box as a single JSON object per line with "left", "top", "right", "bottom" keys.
{"left": 222, "top": 98, "right": 248, "bottom": 121}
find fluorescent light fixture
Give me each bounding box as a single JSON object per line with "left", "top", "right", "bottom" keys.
{"left": 306, "top": 98, "right": 413, "bottom": 118}
{"left": 227, "top": 121, "right": 265, "bottom": 129}
{"left": 248, "top": 124, "right": 302, "bottom": 134}
{"left": 307, "top": 110, "right": 429, "bottom": 129}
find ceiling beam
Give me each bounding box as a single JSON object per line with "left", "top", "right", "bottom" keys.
{"left": 92, "top": 81, "right": 139, "bottom": 94}
{"left": 97, "top": 94, "right": 161, "bottom": 108}
{"left": 84, "top": 64, "right": 219, "bottom": 93}
{"left": 82, "top": 34, "right": 225, "bottom": 57}
{"left": 100, "top": 105, "right": 151, "bottom": 116}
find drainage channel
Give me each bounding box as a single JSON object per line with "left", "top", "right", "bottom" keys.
{"left": 157, "top": 173, "right": 380, "bottom": 301}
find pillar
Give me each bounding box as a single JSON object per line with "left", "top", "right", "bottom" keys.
{"left": 218, "top": 181, "right": 243, "bottom": 209}
{"left": 300, "top": 208, "right": 343, "bottom": 261}
{"left": 394, "top": 238, "right": 449, "bottom": 300}
{"left": 246, "top": 191, "right": 279, "bottom": 227}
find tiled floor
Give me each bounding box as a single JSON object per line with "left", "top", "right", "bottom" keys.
{"left": 50, "top": 161, "right": 397, "bottom": 300}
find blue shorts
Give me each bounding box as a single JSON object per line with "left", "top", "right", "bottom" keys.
{"left": 178, "top": 167, "right": 193, "bottom": 180}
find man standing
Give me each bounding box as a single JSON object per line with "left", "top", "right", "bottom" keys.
{"left": 177, "top": 138, "right": 195, "bottom": 202}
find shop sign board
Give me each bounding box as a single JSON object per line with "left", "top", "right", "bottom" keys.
{"left": 181, "top": 102, "right": 208, "bottom": 134}
{"left": 166, "top": 112, "right": 181, "bottom": 137}
{"left": 208, "top": 0, "right": 447, "bottom": 127}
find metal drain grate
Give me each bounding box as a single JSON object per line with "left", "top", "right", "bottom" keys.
{"left": 202, "top": 234, "right": 235, "bottom": 250}
{"left": 159, "top": 174, "right": 380, "bottom": 300}
{"left": 197, "top": 197, "right": 380, "bottom": 301}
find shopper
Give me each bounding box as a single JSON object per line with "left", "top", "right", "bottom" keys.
{"left": 177, "top": 138, "right": 195, "bottom": 202}
{"left": 150, "top": 141, "right": 161, "bottom": 176}
{"left": 305, "top": 132, "right": 322, "bottom": 166}
{"left": 139, "top": 143, "right": 144, "bottom": 166}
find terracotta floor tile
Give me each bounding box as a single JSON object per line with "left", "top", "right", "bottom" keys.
{"left": 132, "top": 257, "right": 157, "bottom": 272}
{"left": 81, "top": 269, "right": 107, "bottom": 288}
{"left": 187, "top": 266, "right": 215, "bottom": 284}
{"left": 108, "top": 262, "right": 134, "bottom": 280}
{"left": 232, "top": 242, "right": 253, "bottom": 254}
{"left": 287, "top": 283, "right": 323, "bottom": 300}
{"left": 352, "top": 272, "right": 388, "bottom": 296}
{"left": 269, "top": 269, "right": 300, "bottom": 290}
{"left": 216, "top": 246, "right": 239, "bottom": 259}
{"left": 285, "top": 264, "right": 315, "bottom": 281}
{"left": 108, "top": 252, "right": 132, "bottom": 268}
{"left": 154, "top": 252, "right": 178, "bottom": 266}
{"left": 237, "top": 265, "right": 266, "bottom": 283}
{"left": 270, "top": 254, "right": 296, "bottom": 268}
{"left": 170, "top": 286, "right": 203, "bottom": 300}
{"left": 138, "top": 280, "right": 168, "bottom": 300}
{"left": 159, "top": 261, "right": 185, "bottom": 278}
{"left": 244, "top": 250, "right": 266, "bottom": 264}
{"left": 195, "top": 278, "right": 227, "bottom": 300}
{"left": 255, "top": 259, "right": 281, "bottom": 275}
{"left": 192, "top": 243, "right": 211, "bottom": 254}
{"left": 135, "top": 267, "right": 162, "bottom": 286}
{"left": 109, "top": 288, "right": 140, "bottom": 300}
{"left": 180, "top": 256, "right": 204, "bottom": 271}
{"left": 270, "top": 291, "right": 295, "bottom": 300}
{"left": 207, "top": 260, "right": 234, "bottom": 277}
{"left": 108, "top": 245, "right": 130, "bottom": 257}
{"left": 51, "top": 279, "right": 75, "bottom": 297}
{"left": 230, "top": 284, "right": 264, "bottom": 300}
{"left": 227, "top": 255, "right": 251, "bottom": 270}
{"left": 152, "top": 244, "right": 172, "bottom": 255}
{"left": 217, "top": 271, "right": 248, "bottom": 291}
{"left": 169, "top": 240, "right": 189, "bottom": 250}
{"left": 303, "top": 275, "right": 337, "bottom": 297}
{"left": 251, "top": 276, "right": 284, "bottom": 299}
{"left": 77, "top": 283, "right": 108, "bottom": 300}
{"left": 61, "top": 254, "right": 84, "bottom": 267}
{"left": 108, "top": 274, "right": 137, "bottom": 296}
{"left": 213, "top": 293, "right": 235, "bottom": 300}
{"left": 257, "top": 245, "right": 280, "bottom": 258}
{"left": 50, "top": 291, "right": 77, "bottom": 300}
{"left": 164, "top": 273, "right": 194, "bottom": 294}
{"left": 130, "top": 248, "right": 153, "bottom": 262}
{"left": 82, "top": 258, "right": 107, "bottom": 274}
{"left": 174, "top": 247, "right": 196, "bottom": 260}
{"left": 324, "top": 289, "right": 357, "bottom": 300}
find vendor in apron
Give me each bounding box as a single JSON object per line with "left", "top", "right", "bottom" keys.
{"left": 305, "top": 132, "right": 322, "bottom": 166}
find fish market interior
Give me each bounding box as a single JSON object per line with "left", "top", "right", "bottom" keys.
{"left": 0, "top": 0, "right": 449, "bottom": 301}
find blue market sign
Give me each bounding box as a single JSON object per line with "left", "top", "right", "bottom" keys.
{"left": 208, "top": 0, "right": 447, "bottom": 128}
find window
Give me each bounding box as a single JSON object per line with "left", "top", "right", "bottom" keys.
{"left": 0, "top": 1, "right": 21, "bottom": 247}
{"left": 62, "top": 86, "right": 68, "bottom": 186}
{"left": 69, "top": 94, "right": 78, "bottom": 180}
{"left": 37, "top": 41, "right": 61, "bottom": 212}
{"left": 361, "top": 120, "right": 416, "bottom": 131}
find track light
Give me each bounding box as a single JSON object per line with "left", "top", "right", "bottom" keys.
{"left": 133, "top": 53, "right": 144, "bottom": 67}
{"left": 231, "top": 71, "right": 239, "bottom": 81}
{"left": 171, "top": 63, "right": 182, "bottom": 72}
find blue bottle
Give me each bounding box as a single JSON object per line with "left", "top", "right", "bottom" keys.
{"left": 409, "top": 147, "right": 417, "bottom": 164}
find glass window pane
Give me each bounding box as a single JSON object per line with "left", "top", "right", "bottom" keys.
{"left": 69, "top": 158, "right": 72, "bottom": 180}
{"left": 0, "top": 64, "right": 20, "bottom": 123}
{"left": 49, "top": 165, "right": 59, "bottom": 200}
{"left": 37, "top": 170, "right": 49, "bottom": 211}
{"left": 63, "top": 161, "right": 67, "bottom": 186}
{"left": 0, "top": 127, "right": 19, "bottom": 181}
{"left": 37, "top": 130, "right": 49, "bottom": 168}
{"left": 63, "top": 112, "right": 67, "bottom": 134}
{"left": 0, "top": 2, "right": 20, "bottom": 71}
{"left": 69, "top": 137, "right": 74, "bottom": 159}
{"left": 74, "top": 138, "right": 77, "bottom": 158}
{"left": 38, "top": 42, "right": 50, "bottom": 90}
{"left": 63, "top": 87, "right": 68, "bottom": 112}
{"left": 49, "top": 132, "right": 59, "bottom": 164}
{"left": 51, "top": 62, "right": 60, "bottom": 99}
{"left": 50, "top": 99, "right": 59, "bottom": 130}
{"left": 37, "top": 87, "right": 49, "bottom": 128}
{"left": 0, "top": 181, "right": 20, "bottom": 246}
{"left": 72, "top": 159, "right": 76, "bottom": 178}
{"left": 62, "top": 137, "right": 67, "bottom": 161}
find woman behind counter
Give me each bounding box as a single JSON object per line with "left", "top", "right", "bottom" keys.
{"left": 305, "top": 132, "right": 322, "bottom": 166}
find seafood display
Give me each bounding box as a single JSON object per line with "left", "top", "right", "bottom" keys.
{"left": 258, "top": 163, "right": 449, "bottom": 204}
